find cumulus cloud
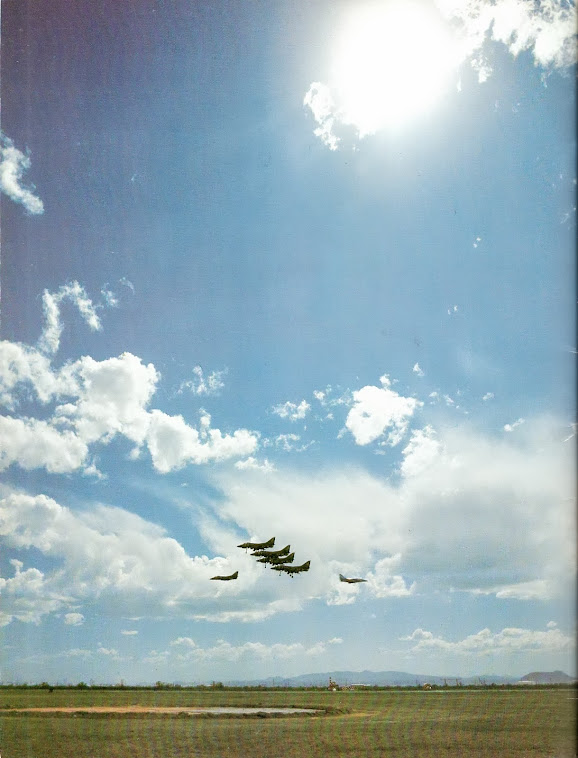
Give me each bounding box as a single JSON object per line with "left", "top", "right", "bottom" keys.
{"left": 178, "top": 366, "right": 227, "bottom": 396}
{"left": 0, "top": 132, "right": 44, "bottom": 214}
{"left": 214, "top": 415, "right": 575, "bottom": 606}
{"left": 401, "top": 625, "right": 574, "bottom": 655}
{"left": 412, "top": 363, "right": 425, "bottom": 377}
{"left": 271, "top": 399, "right": 311, "bottom": 421}
{"left": 482, "top": 392, "right": 495, "bottom": 401}
{"left": 400, "top": 425, "right": 442, "bottom": 477}
{"left": 345, "top": 374, "right": 422, "bottom": 446}
{"left": 145, "top": 410, "right": 257, "bottom": 472}
{"left": 0, "top": 559, "right": 73, "bottom": 626}
{"left": 1, "top": 298, "right": 258, "bottom": 475}
{"left": 1, "top": 414, "right": 574, "bottom": 626}
{"left": 0, "top": 491, "right": 251, "bottom": 626}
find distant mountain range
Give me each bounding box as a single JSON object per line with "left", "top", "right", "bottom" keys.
{"left": 223, "top": 669, "right": 575, "bottom": 688}
{"left": 519, "top": 670, "right": 576, "bottom": 684}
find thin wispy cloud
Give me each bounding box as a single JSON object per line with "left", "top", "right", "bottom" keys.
{"left": 412, "top": 362, "right": 425, "bottom": 377}
{"left": 64, "top": 613, "right": 85, "bottom": 626}
{"left": 37, "top": 282, "right": 102, "bottom": 355}
{"left": 179, "top": 366, "right": 227, "bottom": 397}
{"left": 0, "top": 132, "right": 44, "bottom": 214}
{"left": 504, "top": 417, "right": 525, "bottom": 432}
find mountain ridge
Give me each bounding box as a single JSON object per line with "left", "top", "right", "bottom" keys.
{"left": 222, "top": 669, "right": 575, "bottom": 687}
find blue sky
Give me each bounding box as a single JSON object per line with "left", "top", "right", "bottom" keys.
{"left": 0, "top": 0, "right": 576, "bottom": 685}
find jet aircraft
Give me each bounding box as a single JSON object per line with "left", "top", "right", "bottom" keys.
{"left": 210, "top": 571, "right": 238, "bottom": 581}
{"left": 339, "top": 574, "right": 367, "bottom": 584}
{"left": 257, "top": 552, "right": 295, "bottom": 565}
{"left": 251, "top": 544, "right": 290, "bottom": 558}
{"left": 271, "top": 560, "right": 310, "bottom": 576}
{"left": 237, "top": 537, "right": 275, "bottom": 550}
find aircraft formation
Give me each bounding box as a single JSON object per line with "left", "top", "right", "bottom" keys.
{"left": 210, "top": 537, "right": 368, "bottom": 585}
{"left": 210, "top": 537, "right": 311, "bottom": 581}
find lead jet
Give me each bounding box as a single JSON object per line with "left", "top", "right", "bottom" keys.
{"left": 237, "top": 537, "right": 275, "bottom": 551}
{"left": 251, "top": 544, "right": 290, "bottom": 558}
{"left": 257, "top": 552, "right": 295, "bottom": 565}
{"left": 210, "top": 571, "right": 238, "bottom": 581}
{"left": 271, "top": 560, "right": 310, "bottom": 577}
{"left": 339, "top": 574, "right": 367, "bottom": 584}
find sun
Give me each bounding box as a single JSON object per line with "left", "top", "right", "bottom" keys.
{"left": 329, "top": 0, "right": 457, "bottom": 135}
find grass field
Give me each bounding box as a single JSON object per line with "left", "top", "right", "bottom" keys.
{"left": 1, "top": 688, "right": 576, "bottom": 757}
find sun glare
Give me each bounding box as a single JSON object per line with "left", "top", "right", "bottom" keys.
{"left": 330, "top": 0, "right": 457, "bottom": 135}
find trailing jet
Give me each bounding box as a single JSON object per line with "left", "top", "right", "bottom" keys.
{"left": 210, "top": 571, "right": 238, "bottom": 581}
{"left": 237, "top": 537, "right": 275, "bottom": 550}
{"left": 339, "top": 574, "right": 367, "bottom": 584}
{"left": 251, "top": 544, "right": 290, "bottom": 558}
{"left": 271, "top": 560, "right": 310, "bottom": 577}
{"left": 257, "top": 552, "right": 295, "bottom": 565}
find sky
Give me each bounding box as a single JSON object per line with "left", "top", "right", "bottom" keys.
{"left": 0, "top": 0, "right": 576, "bottom": 685}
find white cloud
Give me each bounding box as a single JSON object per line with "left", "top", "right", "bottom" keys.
{"left": 303, "top": 83, "right": 341, "bottom": 150}
{"left": 304, "top": 0, "right": 576, "bottom": 148}
{"left": 161, "top": 638, "right": 337, "bottom": 663}
{"left": 401, "top": 625, "right": 574, "bottom": 655}
{"left": 119, "top": 277, "right": 135, "bottom": 293}
{"left": 0, "top": 490, "right": 251, "bottom": 626}
{"left": 267, "top": 433, "right": 314, "bottom": 453}
{"left": 214, "top": 415, "right": 575, "bottom": 605}
{"left": 482, "top": 392, "right": 495, "bottom": 401}
{"left": 271, "top": 399, "right": 311, "bottom": 421}
{"left": 436, "top": 0, "right": 577, "bottom": 71}
{"left": 345, "top": 374, "right": 422, "bottom": 446}
{"left": 234, "top": 456, "right": 275, "bottom": 472}
{"left": 1, "top": 304, "right": 258, "bottom": 475}
{"left": 121, "top": 630, "right": 138, "bottom": 636}
{"left": 469, "top": 579, "right": 553, "bottom": 600}
{"left": 170, "top": 637, "right": 196, "bottom": 648}
{"left": 504, "top": 417, "right": 525, "bottom": 432}
{"left": 447, "top": 305, "right": 459, "bottom": 315}
{"left": 97, "top": 646, "right": 120, "bottom": 658}
{"left": 38, "top": 282, "right": 102, "bottom": 355}
{"left": 0, "top": 132, "right": 44, "bottom": 214}
{"left": 178, "top": 366, "right": 227, "bottom": 397}
{"left": 1, "top": 414, "right": 574, "bottom": 625}
{"left": 400, "top": 425, "right": 442, "bottom": 477}
{"left": 0, "top": 559, "right": 72, "bottom": 627}
{"left": 0, "top": 416, "right": 89, "bottom": 473}
{"left": 64, "top": 612, "right": 85, "bottom": 626}
{"left": 146, "top": 410, "right": 258, "bottom": 472}
{"left": 365, "top": 555, "right": 416, "bottom": 598}
{"left": 412, "top": 363, "right": 425, "bottom": 377}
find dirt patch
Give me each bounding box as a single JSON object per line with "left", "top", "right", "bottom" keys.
{"left": 6, "top": 706, "right": 322, "bottom": 715}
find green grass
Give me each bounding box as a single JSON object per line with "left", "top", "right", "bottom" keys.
{"left": 1, "top": 689, "right": 575, "bottom": 757}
